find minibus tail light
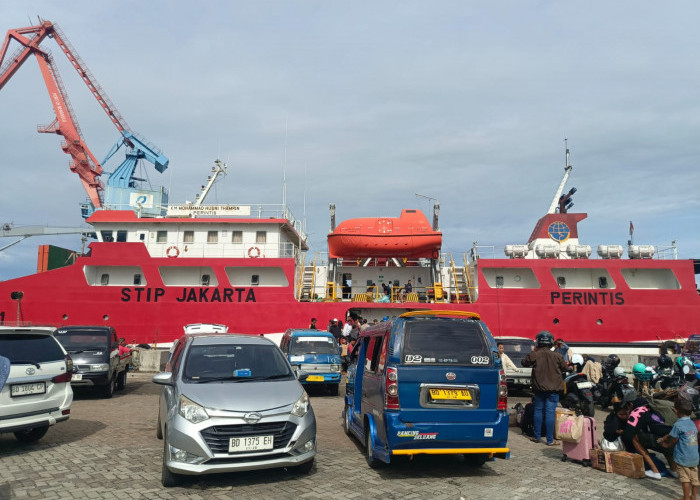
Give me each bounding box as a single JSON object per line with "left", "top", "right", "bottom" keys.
{"left": 385, "top": 367, "right": 399, "bottom": 410}
{"left": 497, "top": 369, "right": 508, "bottom": 411}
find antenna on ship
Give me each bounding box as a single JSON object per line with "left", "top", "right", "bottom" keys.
{"left": 415, "top": 193, "right": 440, "bottom": 230}
{"left": 282, "top": 119, "right": 288, "bottom": 219}
{"left": 548, "top": 139, "right": 576, "bottom": 214}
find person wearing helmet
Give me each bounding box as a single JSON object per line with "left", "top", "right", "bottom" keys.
{"left": 521, "top": 331, "right": 568, "bottom": 446}
{"left": 602, "top": 387, "right": 638, "bottom": 450}
{"left": 570, "top": 353, "right": 584, "bottom": 372}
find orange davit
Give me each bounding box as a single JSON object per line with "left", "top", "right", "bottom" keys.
{"left": 327, "top": 209, "right": 442, "bottom": 259}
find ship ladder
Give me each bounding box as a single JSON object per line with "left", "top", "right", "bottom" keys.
{"left": 297, "top": 253, "right": 318, "bottom": 301}
{"left": 462, "top": 253, "right": 476, "bottom": 303}
{"left": 449, "top": 254, "right": 470, "bottom": 304}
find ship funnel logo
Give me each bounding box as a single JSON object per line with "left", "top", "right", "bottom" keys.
{"left": 547, "top": 221, "right": 570, "bottom": 243}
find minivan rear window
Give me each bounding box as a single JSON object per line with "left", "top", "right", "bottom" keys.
{"left": 402, "top": 318, "right": 491, "bottom": 366}
{"left": 0, "top": 333, "right": 65, "bottom": 363}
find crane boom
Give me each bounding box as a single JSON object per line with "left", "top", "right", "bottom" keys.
{"left": 0, "top": 19, "right": 169, "bottom": 214}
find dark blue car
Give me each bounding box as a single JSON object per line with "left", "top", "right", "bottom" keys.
{"left": 280, "top": 329, "right": 342, "bottom": 395}
{"left": 342, "top": 311, "right": 510, "bottom": 467}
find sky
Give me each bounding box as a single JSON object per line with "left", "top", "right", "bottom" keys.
{"left": 0, "top": 1, "right": 699, "bottom": 282}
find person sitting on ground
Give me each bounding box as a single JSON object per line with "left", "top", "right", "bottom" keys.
{"left": 497, "top": 343, "right": 519, "bottom": 372}
{"left": 621, "top": 397, "right": 677, "bottom": 480}
{"left": 602, "top": 400, "right": 633, "bottom": 449}
{"left": 658, "top": 398, "right": 697, "bottom": 497}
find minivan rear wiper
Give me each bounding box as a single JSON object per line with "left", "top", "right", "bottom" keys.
{"left": 11, "top": 360, "right": 41, "bottom": 368}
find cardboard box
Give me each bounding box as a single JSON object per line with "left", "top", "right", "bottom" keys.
{"left": 554, "top": 408, "right": 575, "bottom": 439}
{"left": 591, "top": 449, "right": 619, "bottom": 472}
{"left": 611, "top": 451, "right": 645, "bottom": 479}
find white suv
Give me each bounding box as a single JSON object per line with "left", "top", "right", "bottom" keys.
{"left": 0, "top": 327, "right": 74, "bottom": 442}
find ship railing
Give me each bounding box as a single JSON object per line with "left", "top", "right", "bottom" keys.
{"left": 335, "top": 257, "right": 431, "bottom": 267}
{"left": 153, "top": 241, "right": 299, "bottom": 259}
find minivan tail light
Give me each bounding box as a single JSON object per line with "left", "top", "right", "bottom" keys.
{"left": 52, "top": 372, "right": 72, "bottom": 383}
{"left": 385, "top": 367, "right": 399, "bottom": 410}
{"left": 497, "top": 369, "right": 508, "bottom": 411}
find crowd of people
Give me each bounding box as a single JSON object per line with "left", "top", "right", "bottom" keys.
{"left": 519, "top": 331, "right": 698, "bottom": 497}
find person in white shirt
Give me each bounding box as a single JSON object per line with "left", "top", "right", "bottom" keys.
{"left": 342, "top": 319, "right": 353, "bottom": 339}
{"left": 498, "top": 343, "right": 519, "bottom": 372}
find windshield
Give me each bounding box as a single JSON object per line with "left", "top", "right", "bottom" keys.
{"left": 0, "top": 333, "right": 65, "bottom": 363}
{"left": 402, "top": 317, "right": 491, "bottom": 366}
{"left": 54, "top": 330, "right": 110, "bottom": 350}
{"left": 289, "top": 336, "right": 338, "bottom": 356}
{"left": 183, "top": 343, "right": 293, "bottom": 382}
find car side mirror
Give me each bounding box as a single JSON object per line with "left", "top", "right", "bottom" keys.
{"left": 152, "top": 372, "right": 174, "bottom": 386}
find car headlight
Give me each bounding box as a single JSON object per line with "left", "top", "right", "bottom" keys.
{"left": 291, "top": 392, "right": 310, "bottom": 417}
{"left": 179, "top": 395, "right": 209, "bottom": 424}
{"left": 90, "top": 363, "right": 110, "bottom": 371}
{"left": 330, "top": 364, "right": 340, "bottom": 372}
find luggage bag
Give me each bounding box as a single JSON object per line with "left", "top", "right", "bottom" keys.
{"left": 561, "top": 415, "right": 597, "bottom": 466}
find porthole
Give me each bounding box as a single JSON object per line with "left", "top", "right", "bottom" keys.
{"left": 553, "top": 318, "right": 560, "bottom": 325}
{"left": 596, "top": 319, "right": 603, "bottom": 325}
{"left": 103, "top": 315, "right": 109, "bottom": 321}
{"left": 62, "top": 314, "right": 68, "bottom": 320}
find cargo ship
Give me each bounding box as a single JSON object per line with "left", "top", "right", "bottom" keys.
{"left": 0, "top": 158, "right": 698, "bottom": 350}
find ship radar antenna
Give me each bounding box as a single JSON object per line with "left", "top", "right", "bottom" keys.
{"left": 548, "top": 139, "right": 576, "bottom": 214}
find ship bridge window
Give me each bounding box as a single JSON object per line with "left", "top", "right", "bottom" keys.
{"left": 207, "top": 231, "right": 218, "bottom": 243}
{"left": 116, "top": 230, "right": 127, "bottom": 242}
{"left": 157, "top": 231, "right": 167, "bottom": 243}
{"left": 101, "top": 231, "right": 114, "bottom": 242}
{"left": 232, "top": 231, "right": 243, "bottom": 243}
{"left": 184, "top": 231, "right": 194, "bottom": 243}
{"left": 256, "top": 231, "right": 267, "bottom": 244}
{"left": 481, "top": 268, "right": 540, "bottom": 289}
{"left": 621, "top": 268, "right": 680, "bottom": 290}
{"left": 159, "top": 266, "right": 219, "bottom": 287}
{"left": 226, "top": 266, "right": 289, "bottom": 287}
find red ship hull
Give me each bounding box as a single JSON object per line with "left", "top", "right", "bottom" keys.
{"left": 0, "top": 241, "right": 697, "bottom": 346}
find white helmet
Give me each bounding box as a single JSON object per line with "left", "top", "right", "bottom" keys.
{"left": 613, "top": 367, "right": 625, "bottom": 377}
{"left": 571, "top": 354, "right": 584, "bottom": 366}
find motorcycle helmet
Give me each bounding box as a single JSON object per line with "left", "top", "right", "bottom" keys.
{"left": 633, "top": 363, "right": 647, "bottom": 375}
{"left": 620, "top": 385, "right": 637, "bottom": 405}
{"left": 658, "top": 354, "right": 673, "bottom": 370}
{"left": 535, "top": 330, "right": 554, "bottom": 347}
{"left": 613, "top": 367, "right": 625, "bottom": 377}
{"left": 606, "top": 354, "right": 620, "bottom": 368}
{"left": 571, "top": 354, "right": 584, "bottom": 366}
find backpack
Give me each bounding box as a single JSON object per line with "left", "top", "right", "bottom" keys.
{"left": 519, "top": 401, "right": 546, "bottom": 437}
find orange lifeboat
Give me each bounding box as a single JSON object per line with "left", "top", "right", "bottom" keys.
{"left": 327, "top": 209, "right": 442, "bottom": 259}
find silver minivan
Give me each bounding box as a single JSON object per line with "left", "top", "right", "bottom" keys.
{"left": 0, "top": 327, "right": 73, "bottom": 442}
{"left": 153, "top": 333, "right": 316, "bottom": 487}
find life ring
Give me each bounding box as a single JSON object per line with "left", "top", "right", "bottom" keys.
{"left": 248, "top": 246, "right": 261, "bottom": 258}
{"left": 166, "top": 246, "right": 180, "bottom": 258}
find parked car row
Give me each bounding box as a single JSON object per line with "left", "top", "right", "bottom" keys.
{"left": 1, "top": 312, "right": 512, "bottom": 489}
{"left": 152, "top": 311, "right": 511, "bottom": 487}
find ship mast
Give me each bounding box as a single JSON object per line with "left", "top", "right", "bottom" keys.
{"left": 193, "top": 159, "right": 227, "bottom": 206}
{"left": 547, "top": 140, "right": 575, "bottom": 214}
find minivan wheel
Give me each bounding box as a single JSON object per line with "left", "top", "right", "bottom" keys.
{"left": 14, "top": 425, "right": 49, "bottom": 443}
{"left": 161, "top": 439, "right": 182, "bottom": 487}
{"left": 464, "top": 453, "right": 488, "bottom": 467}
{"left": 365, "top": 429, "right": 382, "bottom": 469}
{"left": 343, "top": 404, "right": 352, "bottom": 436}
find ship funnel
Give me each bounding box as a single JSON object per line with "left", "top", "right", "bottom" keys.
{"left": 432, "top": 204, "right": 440, "bottom": 231}
{"left": 329, "top": 204, "right": 336, "bottom": 231}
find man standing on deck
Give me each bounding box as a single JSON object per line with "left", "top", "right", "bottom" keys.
{"left": 522, "top": 331, "right": 567, "bottom": 446}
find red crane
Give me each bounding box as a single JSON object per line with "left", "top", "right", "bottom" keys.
{"left": 0, "top": 20, "right": 136, "bottom": 209}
